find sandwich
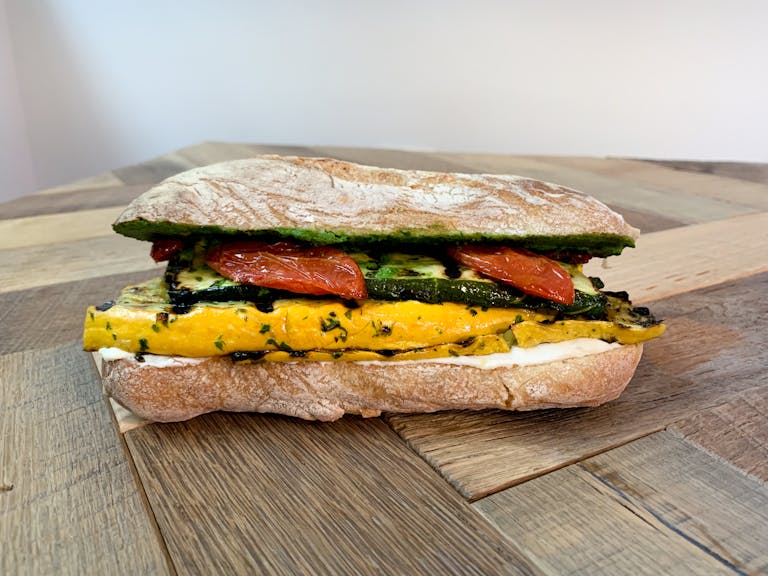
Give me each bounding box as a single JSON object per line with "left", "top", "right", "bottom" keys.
{"left": 83, "top": 155, "right": 664, "bottom": 422}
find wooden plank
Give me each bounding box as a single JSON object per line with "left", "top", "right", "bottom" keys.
{"left": 125, "top": 414, "right": 540, "bottom": 575}
{"left": 310, "top": 145, "right": 477, "bottom": 173}
{"left": 593, "top": 205, "right": 683, "bottom": 234}
{"left": 0, "top": 342, "right": 171, "bottom": 575}
{"left": 0, "top": 269, "right": 158, "bottom": 355}
{"left": 474, "top": 431, "right": 768, "bottom": 575}
{"left": 175, "top": 141, "right": 318, "bottom": 165}
{"left": 534, "top": 156, "right": 768, "bottom": 211}
{"left": 427, "top": 152, "right": 755, "bottom": 224}
{"left": 640, "top": 159, "right": 768, "bottom": 185}
{"left": 34, "top": 170, "right": 125, "bottom": 195}
{"left": 111, "top": 151, "right": 199, "bottom": 185}
{"left": 0, "top": 205, "right": 124, "bottom": 249}
{"left": 0, "top": 184, "right": 148, "bottom": 220}
{"left": 583, "top": 211, "right": 768, "bottom": 304}
{"left": 669, "top": 388, "right": 768, "bottom": 482}
{"left": 0, "top": 234, "right": 157, "bottom": 294}
{"left": 387, "top": 272, "right": 768, "bottom": 500}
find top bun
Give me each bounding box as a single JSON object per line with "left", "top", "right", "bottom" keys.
{"left": 113, "top": 155, "right": 638, "bottom": 254}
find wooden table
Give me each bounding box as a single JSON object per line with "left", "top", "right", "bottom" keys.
{"left": 2, "top": 143, "right": 767, "bottom": 575}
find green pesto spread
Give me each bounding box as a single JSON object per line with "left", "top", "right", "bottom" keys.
{"left": 113, "top": 219, "right": 634, "bottom": 258}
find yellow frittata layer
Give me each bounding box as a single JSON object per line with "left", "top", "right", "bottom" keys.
{"left": 83, "top": 277, "right": 664, "bottom": 359}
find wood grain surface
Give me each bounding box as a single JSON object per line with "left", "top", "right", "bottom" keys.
{"left": 474, "top": 431, "right": 768, "bottom": 575}
{"left": 582, "top": 211, "right": 768, "bottom": 303}
{"left": 2, "top": 141, "right": 766, "bottom": 575}
{"left": 0, "top": 343, "right": 171, "bottom": 575}
{"left": 0, "top": 184, "right": 150, "bottom": 219}
{"left": 669, "top": 387, "right": 768, "bottom": 483}
{"left": 125, "top": 414, "right": 538, "bottom": 575}
{"left": 532, "top": 155, "right": 768, "bottom": 211}
{"left": 639, "top": 158, "right": 768, "bottom": 185}
{"left": 0, "top": 269, "right": 158, "bottom": 355}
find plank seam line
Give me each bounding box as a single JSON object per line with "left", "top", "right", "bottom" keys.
{"left": 115, "top": 423, "right": 179, "bottom": 576}
{"left": 473, "top": 426, "right": 666, "bottom": 502}
{"left": 91, "top": 352, "right": 179, "bottom": 576}
{"left": 577, "top": 462, "right": 749, "bottom": 576}
{"left": 663, "top": 423, "right": 768, "bottom": 488}
{"left": 382, "top": 417, "right": 491, "bottom": 502}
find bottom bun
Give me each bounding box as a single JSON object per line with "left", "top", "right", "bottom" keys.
{"left": 101, "top": 343, "right": 643, "bottom": 422}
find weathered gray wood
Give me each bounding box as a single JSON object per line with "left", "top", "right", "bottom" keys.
{"left": 176, "top": 141, "right": 317, "bottom": 165}
{"left": 0, "top": 206, "right": 124, "bottom": 249}
{"left": 111, "top": 143, "right": 327, "bottom": 186}
{"left": 582, "top": 211, "right": 768, "bottom": 303}
{"left": 0, "top": 269, "right": 157, "bottom": 355}
{"left": 388, "top": 273, "right": 768, "bottom": 499}
{"left": 111, "top": 152, "right": 199, "bottom": 185}
{"left": 474, "top": 431, "right": 768, "bottom": 575}
{"left": 0, "top": 234, "right": 155, "bottom": 294}
{"left": 35, "top": 170, "right": 125, "bottom": 195}
{"left": 126, "top": 414, "right": 540, "bottom": 575}
{"left": 427, "top": 151, "right": 756, "bottom": 224}
{"left": 670, "top": 387, "right": 768, "bottom": 482}
{"left": 640, "top": 158, "right": 768, "bottom": 185}
{"left": 594, "top": 205, "right": 683, "bottom": 233}
{"left": 0, "top": 342, "right": 171, "bottom": 575}
{"left": 0, "top": 184, "right": 149, "bottom": 220}
{"left": 532, "top": 156, "right": 768, "bottom": 211}
{"left": 311, "top": 145, "right": 477, "bottom": 173}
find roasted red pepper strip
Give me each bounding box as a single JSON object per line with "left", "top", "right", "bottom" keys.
{"left": 449, "top": 245, "right": 575, "bottom": 305}
{"left": 150, "top": 239, "right": 184, "bottom": 262}
{"left": 205, "top": 241, "right": 368, "bottom": 300}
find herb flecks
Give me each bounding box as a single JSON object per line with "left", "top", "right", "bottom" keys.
{"left": 321, "top": 317, "right": 348, "bottom": 342}
{"left": 371, "top": 320, "right": 393, "bottom": 337}
{"left": 214, "top": 335, "right": 225, "bottom": 351}
{"left": 266, "top": 338, "right": 294, "bottom": 352}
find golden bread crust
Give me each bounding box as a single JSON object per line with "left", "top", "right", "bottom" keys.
{"left": 102, "top": 344, "right": 643, "bottom": 422}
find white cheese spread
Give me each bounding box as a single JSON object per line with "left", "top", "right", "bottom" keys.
{"left": 99, "top": 338, "right": 620, "bottom": 370}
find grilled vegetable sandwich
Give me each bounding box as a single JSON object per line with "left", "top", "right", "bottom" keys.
{"left": 83, "top": 156, "right": 664, "bottom": 422}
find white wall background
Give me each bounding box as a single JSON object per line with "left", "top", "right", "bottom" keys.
{"left": 2, "top": 0, "right": 767, "bottom": 202}
{"left": 1, "top": 0, "right": 36, "bottom": 199}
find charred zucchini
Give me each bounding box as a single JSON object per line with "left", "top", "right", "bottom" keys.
{"left": 164, "top": 242, "right": 607, "bottom": 316}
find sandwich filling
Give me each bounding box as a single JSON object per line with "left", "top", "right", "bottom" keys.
{"left": 84, "top": 238, "right": 664, "bottom": 363}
